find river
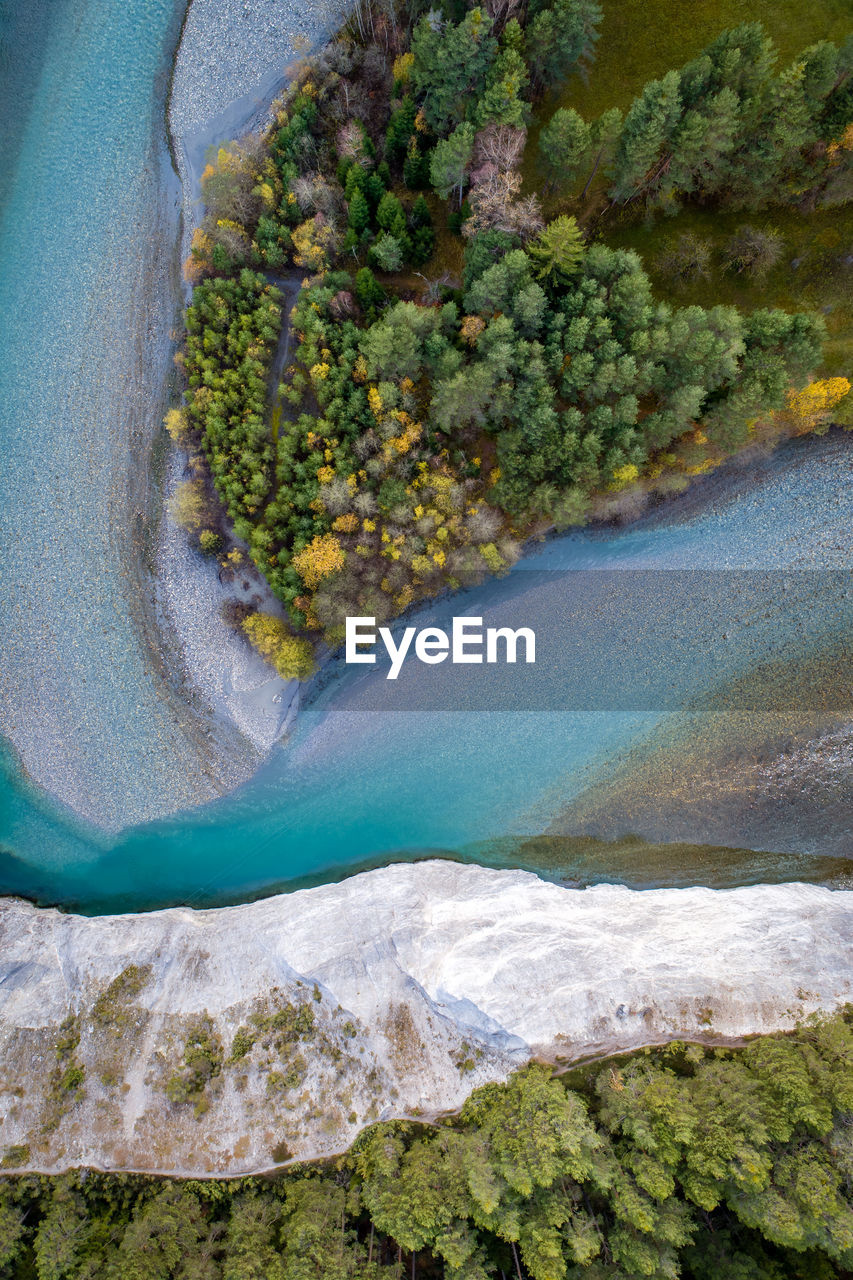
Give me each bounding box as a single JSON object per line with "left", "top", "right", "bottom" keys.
{"left": 0, "top": 0, "right": 850, "bottom": 914}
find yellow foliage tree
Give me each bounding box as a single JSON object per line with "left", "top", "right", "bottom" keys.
{"left": 183, "top": 228, "right": 213, "bottom": 283}
{"left": 164, "top": 407, "right": 191, "bottom": 447}
{"left": 292, "top": 533, "right": 345, "bottom": 589}
{"left": 168, "top": 478, "right": 206, "bottom": 531}
{"left": 460, "top": 315, "right": 486, "bottom": 346}
{"left": 610, "top": 463, "right": 640, "bottom": 489}
{"left": 241, "top": 613, "right": 316, "bottom": 680}
{"left": 392, "top": 52, "right": 414, "bottom": 84}
{"left": 784, "top": 378, "right": 851, "bottom": 435}
{"left": 291, "top": 215, "right": 337, "bottom": 273}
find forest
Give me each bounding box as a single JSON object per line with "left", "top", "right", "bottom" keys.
{"left": 170, "top": 0, "right": 853, "bottom": 650}
{"left": 2, "top": 1010, "right": 852, "bottom": 1278}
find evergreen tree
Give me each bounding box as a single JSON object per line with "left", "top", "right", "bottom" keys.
{"left": 526, "top": 0, "right": 602, "bottom": 94}
{"left": 411, "top": 8, "right": 498, "bottom": 135}
{"left": 376, "top": 191, "right": 407, "bottom": 237}
{"left": 430, "top": 123, "right": 476, "bottom": 204}
{"left": 609, "top": 69, "right": 682, "bottom": 203}
{"left": 222, "top": 1192, "right": 286, "bottom": 1280}
{"left": 539, "top": 107, "right": 592, "bottom": 188}
{"left": 354, "top": 266, "right": 386, "bottom": 311}
{"left": 347, "top": 187, "right": 370, "bottom": 235}
{"left": 475, "top": 47, "right": 530, "bottom": 129}
{"left": 385, "top": 96, "right": 417, "bottom": 164}
{"left": 463, "top": 229, "right": 518, "bottom": 289}
{"left": 402, "top": 138, "right": 430, "bottom": 189}
{"left": 528, "top": 214, "right": 585, "bottom": 280}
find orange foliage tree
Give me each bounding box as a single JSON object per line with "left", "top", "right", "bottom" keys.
{"left": 292, "top": 533, "right": 346, "bottom": 591}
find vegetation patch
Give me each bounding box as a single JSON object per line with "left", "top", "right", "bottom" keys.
{"left": 168, "top": 0, "right": 852, "bottom": 664}
{"left": 228, "top": 991, "right": 317, "bottom": 1064}
{"left": 39, "top": 1015, "right": 86, "bottom": 1135}
{"left": 2, "top": 1011, "right": 852, "bottom": 1276}
{"left": 164, "top": 1016, "right": 224, "bottom": 1118}
{"left": 90, "top": 964, "right": 153, "bottom": 1033}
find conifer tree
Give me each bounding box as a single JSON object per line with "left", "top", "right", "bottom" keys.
{"left": 539, "top": 107, "right": 592, "bottom": 188}
{"left": 347, "top": 187, "right": 370, "bottom": 235}
{"left": 526, "top": 0, "right": 602, "bottom": 94}
{"left": 528, "top": 214, "right": 585, "bottom": 280}
{"left": 411, "top": 8, "right": 498, "bottom": 135}
{"left": 430, "top": 123, "right": 476, "bottom": 204}
{"left": 609, "top": 70, "right": 682, "bottom": 203}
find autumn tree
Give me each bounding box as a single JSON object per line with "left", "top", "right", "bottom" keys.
{"left": 242, "top": 613, "right": 316, "bottom": 679}
{"left": 782, "top": 377, "right": 851, "bottom": 434}
{"left": 292, "top": 533, "right": 346, "bottom": 591}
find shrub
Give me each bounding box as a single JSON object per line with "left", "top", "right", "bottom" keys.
{"left": 199, "top": 529, "right": 223, "bottom": 554}
{"left": 721, "top": 224, "right": 784, "bottom": 278}
{"left": 168, "top": 478, "right": 207, "bottom": 531}
{"left": 242, "top": 613, "right": 316, "bottom": 680}
{"left": 656, "top": 231, "right": 712, "bottom": 285}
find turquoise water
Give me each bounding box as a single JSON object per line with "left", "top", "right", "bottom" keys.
{"left": 0, "top": 1, "right": 850, "bottom": 914}
{"left": 0, "top": 0, "right": 198, "bottom": 829}
{"left": 1, "top": 432, "right": 851, "bottom": 913}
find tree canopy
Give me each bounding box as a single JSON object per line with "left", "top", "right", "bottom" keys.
{"left": 3, "top": 1011, "right": 853, "bottom": 1279}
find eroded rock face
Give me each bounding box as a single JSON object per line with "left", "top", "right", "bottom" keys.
{"left": 1, "top": 861, "right": 851, "bottom": 1176}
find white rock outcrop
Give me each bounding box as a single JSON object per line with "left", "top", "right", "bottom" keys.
{"left": 0, "top": 861, "right": 850, "bottom": 1176}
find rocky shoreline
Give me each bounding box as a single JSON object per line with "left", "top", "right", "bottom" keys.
{"left": 1, "top": 860, "right": 851, "bottom": 1177}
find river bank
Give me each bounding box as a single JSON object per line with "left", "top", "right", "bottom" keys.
{"left": 1, "top": 859, "right": 851, "bottom": 1177}
{"left": 0, "top": 0, "right": 359, "bottom": 833}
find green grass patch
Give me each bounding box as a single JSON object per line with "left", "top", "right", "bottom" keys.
{"left": 602, "top": 203, "right": 853, "bottom": 374}
{"left": 533, "top": 0, "right": 853, "bottom": 134}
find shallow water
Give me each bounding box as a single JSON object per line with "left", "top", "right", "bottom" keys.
{"left": 0, "top": 0, "right": 204, "bottom": 829}
{"left": 1, "top": 431, "right": 850, "bottom": 913}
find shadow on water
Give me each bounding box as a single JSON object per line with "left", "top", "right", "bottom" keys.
{"left": 3, "top": 830, "right": 848, "bottom": 918}
{"left": 547, "top": 640, "right": 853, "bottom": 858}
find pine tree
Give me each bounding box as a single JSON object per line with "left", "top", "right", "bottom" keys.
{"left": 526, "top": 0, "right": 602, "bottom": 94}
{"left": 347, "top": 187, "right": 370, "bottom": 235}
{"left": 430, "top": 123, "right": 476, "bottom": 204}
{"left": 385, "top": 96, "right": 417, "bottom": 164}
{"left": 609, "top": 70, "right": 682, "bottom": 203}
{"left": 376, "top": 191, "right": 407, "bottom": 237}
{"left": 475, "top": 47, "right": 530, "bottom": 129}
{"left": 528, "top": 214, "right": 585, "bottom": 279}
{"left": 403, "top": 138, "right": 430, "bottom": 189}
{"left": 411, "top": 8, "right": 498, "bottom": 135}
{"left": 538, "top": 107, "right": 592, "bottom": 188}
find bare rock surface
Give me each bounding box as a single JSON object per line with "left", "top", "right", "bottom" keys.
{"left": 1, "top": 860, "right": 850, "bottom": 1176}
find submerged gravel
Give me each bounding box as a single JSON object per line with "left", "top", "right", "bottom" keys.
{"left": 0, "top": 0, "right": 349, "bottom": 831}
